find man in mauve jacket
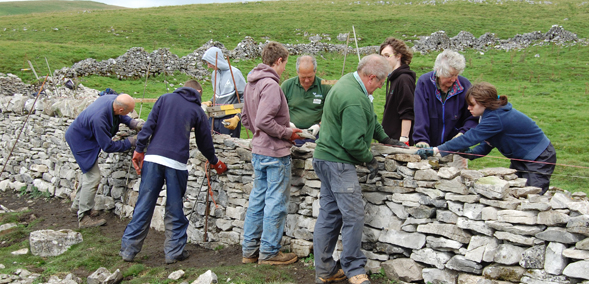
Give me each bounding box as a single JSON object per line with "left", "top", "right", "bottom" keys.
{"left": 240, "top": 42, "right": 301, "bottom": 266}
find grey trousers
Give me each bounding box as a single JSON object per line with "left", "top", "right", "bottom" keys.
{"left": 71, "top": 162, "right": 101, "bottom": 220}
{"left": 312, "top": 158, "right": 367, "bottom": 280}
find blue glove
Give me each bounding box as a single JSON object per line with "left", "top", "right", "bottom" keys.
{"left": 457, "top": 148, "right": 478, "bottom": 160}
{"left": 415, "top": 148, "right": 435, "bottom": 160}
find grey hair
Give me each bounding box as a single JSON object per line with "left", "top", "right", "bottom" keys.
{"left": 357, "top": 54, "right": 392, "bottom": 81}
{"left": 296, "top": 55, "right": 317, "bottom": 72}
{"left": 434, "top": 49, "right": 466, "bottom": 77}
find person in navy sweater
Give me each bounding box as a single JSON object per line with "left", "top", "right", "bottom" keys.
{"left": 413, "top": 49, "right": 479, "bottom": 148}
{"left": 120, "top": 80, "right": 228, "bottom": 264}
{"left": 416, "top": 82, "right": 556, "bottom": 194}
{"left": 66, "top": 93, "right": 141, "bottom": 229}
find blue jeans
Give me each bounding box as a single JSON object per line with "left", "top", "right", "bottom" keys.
{"left": 242, "top": 154, "right": 291, "bottom": 260}
{"left": 120, "top": 161, "right": 188, "bottom": 262}
{"left": 313, "top": 158, "right": 366, "bottom": 279}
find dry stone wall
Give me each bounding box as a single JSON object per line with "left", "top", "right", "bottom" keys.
{"left": 1, "top": 81, "right": 589, "bottom": 284}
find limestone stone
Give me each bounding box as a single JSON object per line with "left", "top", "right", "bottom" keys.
{"left": 568, "top": 201, "right": 589, "bottom": 215}
{"left": 493, "top": 244, "right": 525, "bottom": 265}
{"left": 391, "top": 153, "right": 421, "bottom": 163}
{"left": 168, "top": 270, "right": 185, "bottom": 280}
{"left": 457, "top": 274, "right": 513, "bottom": 284}
{"left": 460, "top": 169, "right": 484, "bottom": 181}
{"left": 436, "top": 177, "right": 468, "bottom": 194}
{"left": 521, "top": 269, "right": 571, "bottom": 284}
{"left": 438, "top": 167, "right": 460, "bottom": 179}
{"left": 480, "top": 198, "right": 520, "bottom": 210}
{"left": 551, "top": 192, "right": 573, "bottom": 209}
{"left": 365, "top": 203, "right": 402, "bottom": 230}
{"left": 0, "top": 223, "right": 17, "bottom": 233}
{"left": 483, "top": 265, "right": 526, "bottom": 283}
{"left": 520, "top": 200, "right": 552, "bottom": 211}
{"left": 445, "top": 255, "right": 483, "bottom": 274}
{"left": 426, "top": 236, "right": 463, "bottom": 251}
{"left": 562, "top": 260, "right": 589, "bottom": 280}
{"left": 87, "top": 267, "right": 122, "bottom": 284}
{"left": 463, "top": 203, "right": 486, "bottom": 220}
{"left": 562, "top": 248, "right": 589, "bottom": 260}
{"left": 520, "top": 245, "right": 546, "bottom": 269}
{"left": 291, "top": 239, "right": 313, "bottom": 257}
{"left": 479, "top": 167, "right": 517, "bottom": 176}
{"left": 407, "top": 161, "right": 432, "bottom": 170}
{"left": 362, "top": 226, "right": 382, "bottom": 243}
{"left": 497, "top": 210, "right": 537, "bottom": 225}
{"left": 514, "top": 186, "right": 543, "bottom": 198}
{"left": 577, "top": 238, "right": 589, "bottom": 250}
{"left": 457, "top": 217, "right": 494, "bottom": 236}
{"left": 465, "top": 236, "right": 499, "bottom": 263}
{"left": 508, "top": 178, "right": 528, "bottom": 188}
{"left": 410, "top": 248, "right": 453, "bottom": 269}
{"left": 417, "top": 223, "right": 472, "bottom": 244}
{"left": 485, "top": 221, "right": 546, "bottom": 236}
{"left": 494, "top": 231, "right": 536, "bottom": 246}
{"left": 448, "top": 201, "right": 464, "bottom": 216}
{"left": 422, "top": 268, "right": 458, "bottom": 284}
{"left": 378, "top": 229, "right": 426, "bottom": 249}
{"left": 415, "top": 169, "right": 439, "bottom": 181}
{"left": 545, "top": 242, "right": 568, "bottom": 275}
{"left": 437, "top": 210, "right": 459, "bottom": 224}
{"left": 385, "top": 201, "right": 409, "bottom": 219}
{"left": 481, "top": 206, "right": 498, "bottom": 221}
{"left": 407, "top": 205, "right": 436, "bottom": 219}
{"left": 416, "top": 187, "right": 445, "bottom": 199}
{"left": 30, "top": 229, "right": 83, "bottom": 257}
{"left": 536, "top": 227, "right": 584, "bottom": 244}
{"left": 381, "top": 258, "right": 424, "bottom": 282}
{"left": 567, "top": 215, "right": 589, "bottom": 236}
{"left": 445, "top": 193, "right": 480, "bottom": 203}
{"left": 363, "top": 192, "right": 388, "bottom": 205}
{"left": 537, "top": 210, "right": 570, "bottom": 226}
{"left": 474, "top": 176, "right": 510, "bottom": 199}
{"left": 191, "top": 270, "right": 218, "bottom": 284}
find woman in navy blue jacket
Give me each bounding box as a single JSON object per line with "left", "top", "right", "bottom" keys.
{"left": 417, "top": 82, "right": 556, "bottom": 194}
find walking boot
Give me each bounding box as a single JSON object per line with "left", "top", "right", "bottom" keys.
{"left": 165, "top": 251, "right": 190, "bottom": 264}
{"left": 348, "top": 274, "right": 370, "bottom": 284}
{"left": 317, "top": 269, "right": 347, "bottom": 283}
{"left": 258, "top": 252, "right": 298, "bottom": 265}
{"left": 242, "top": 255, "right": 258, "bottom": 264}
{"left": 78, "top": 215, "right": 106, "bottom": 229}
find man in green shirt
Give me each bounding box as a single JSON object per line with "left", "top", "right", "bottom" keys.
{"left": 281, "top": 55, "right": 331, "bottom": 146}
{"left": 312, "top": 54, "right": 406, "bottom": 284}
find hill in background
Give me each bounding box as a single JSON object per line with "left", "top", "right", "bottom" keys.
{"left": 0, "top": 0, "right": 124, "bottom": 16}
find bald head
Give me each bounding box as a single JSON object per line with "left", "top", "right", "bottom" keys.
{"left": 113, "top": 93, "right": 135, "bottom": 116}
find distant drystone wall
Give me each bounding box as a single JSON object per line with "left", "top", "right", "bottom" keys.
{"left": 1, "top": 73, "right": 589, "bottom": 283}
{"left": 46, "top": 25, "right": 586, "bottom": 83}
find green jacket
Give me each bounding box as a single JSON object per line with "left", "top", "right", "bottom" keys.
{"left": 281, "top": 76, "right": 331, "bottom": 129}
{"left": 314, "top": 73, "right": 388, "bottom": 165}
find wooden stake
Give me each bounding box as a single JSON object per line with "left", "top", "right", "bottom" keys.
{"left": 341, "top": 33, "right": 350, "bottom": 76}
{"left": 352, "top": 26, "right": 361, "bottom": 62}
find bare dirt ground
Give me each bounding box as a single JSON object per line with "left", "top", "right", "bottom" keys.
{"left": 0, "top": 191, "right": 390, "bottom": 284}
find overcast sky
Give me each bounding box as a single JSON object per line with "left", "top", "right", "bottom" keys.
{"left": 0, "top": 0, "right": 260, "bottom": 8}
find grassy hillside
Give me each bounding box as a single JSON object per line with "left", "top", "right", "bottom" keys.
{"left": 0, "top": 1, "right": 124, "bottom": 16}
{"left": 1, "top": 0, "right": 588, "bottom": 192}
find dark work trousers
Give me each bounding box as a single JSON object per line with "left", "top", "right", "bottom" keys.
{"left": 510, "top": 142, "right": 556, "bottom": 194}
{"left": 210, "top": 114, "right": 241, "bottom": 138}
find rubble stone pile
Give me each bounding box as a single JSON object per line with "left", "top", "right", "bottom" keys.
{"left": 1, "top": 89, "right": 588, "bottom": 283}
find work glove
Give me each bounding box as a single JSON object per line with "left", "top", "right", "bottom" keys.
{"left": 366, "top": 157, "right": 379, "bottom": 180}
{"left": 382, "top": 137, "right": 409, "bottom": 148}
{"left": 457, "top": 148, "right": 478, "bottom": 160}
{"left": 415, "top": 142, "right": 430, "bottom": 148}
{"left": 307, "top": 124, "right": 320, "bottom": 137}
{"left": 453, "top": 132, "right": 463, "bottom": 140}
{"left": 132, "top": 151, "right": 145, "bottom": 175}
{"left": 202, "top": 101, "right": 213, "bottom": 107}
{"left": 129, "top": 119, "right": 145, "bottom": 131}
{"left": 289, "top": 122, "right": 296, "bottom": 128}
{"left": 415, "top": 147, "right": 436, "bottom": 160}
{"left": 128, "top": 135, "right": 137, "bottom": 147}
{"left": 290, "top": 128, "right": 302, "bottom": 142}
{"left": 399, "top": 136, "right": 410, "bottom": 146}
{"left": 223, "top": 115, "right": 240, "bottom": 130}
{"left": 212, "top": 160, "right": 228, "bottom": 175}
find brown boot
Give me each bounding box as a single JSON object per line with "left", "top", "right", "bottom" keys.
{"left": 318, "top": 269, "right": 347, "bottom": 283}
{"left": 242, "top": 255, "right": 258, "bottom": 264}
{"left": 258, "top": 252, "right": 298, "bottom": 265}
{"left": 348, "top": 274, "right": 370, "bottom": 284}
{"left": 78, "top": 215, "right": 106, "bottom": 229}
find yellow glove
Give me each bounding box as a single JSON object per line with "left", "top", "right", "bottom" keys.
{"left": 453, "top": 132, "right": 463, "bottom": 139}
{"left": 223, "top": 115, "right": 240, "bottom": 130}
{"left": 202, "top": 101, "right": 213, "bottom": 107}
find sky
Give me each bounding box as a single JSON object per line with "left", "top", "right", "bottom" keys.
{"left": 0, "top": 0, "right": 262, "bottom": 8}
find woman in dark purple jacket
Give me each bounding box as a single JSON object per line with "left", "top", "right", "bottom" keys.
{"left": 413, "top": 49, "right": 479, "bottom": 147}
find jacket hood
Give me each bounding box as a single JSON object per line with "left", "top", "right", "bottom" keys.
{"left": 388, "top": 64, "right": 416, "bottom": 82}
{"left": 202, "top": 47, "right": 229, "bottom": 70}
{"left": 174, "top": 87, "right": 202, "bottom": 105}
{"left": 246, "top": 63, "right": 280, "bottom": 84}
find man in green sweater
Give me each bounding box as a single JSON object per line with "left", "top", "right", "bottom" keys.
{"left": 312, "top": 54, "right": 405, "bottom": 284}
{"left": 281, "top": 55, "right": 331, "bottom": 146}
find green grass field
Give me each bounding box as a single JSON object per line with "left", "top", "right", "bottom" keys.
{"left": 0, "top": 0, "right": 124, "bottom": 16}
{"left": 1, "top": 1, "right": 588, "bottom": 191}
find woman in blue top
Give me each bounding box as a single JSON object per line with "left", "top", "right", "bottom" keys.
{"left": 417, "top": 82, "right": 556, "bottom": 194}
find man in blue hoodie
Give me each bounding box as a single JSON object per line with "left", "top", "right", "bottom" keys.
{"left": 201, "top": 47, "right": 246, "bottom": 137}
{"left": 120, "top": 80, "right": 228, "bottom": 264}
{"left": 66, "top": 93, "right": 140, "bottom": 229}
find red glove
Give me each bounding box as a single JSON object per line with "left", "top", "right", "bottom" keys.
{"left": 290, "top": 128, "right": 302, "bottom": 142}
{"left": 132, "top": 151, "right": 145, "bottom": 175}
{"left": 213, "top": 160, "right": 227, "bottom": 175}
